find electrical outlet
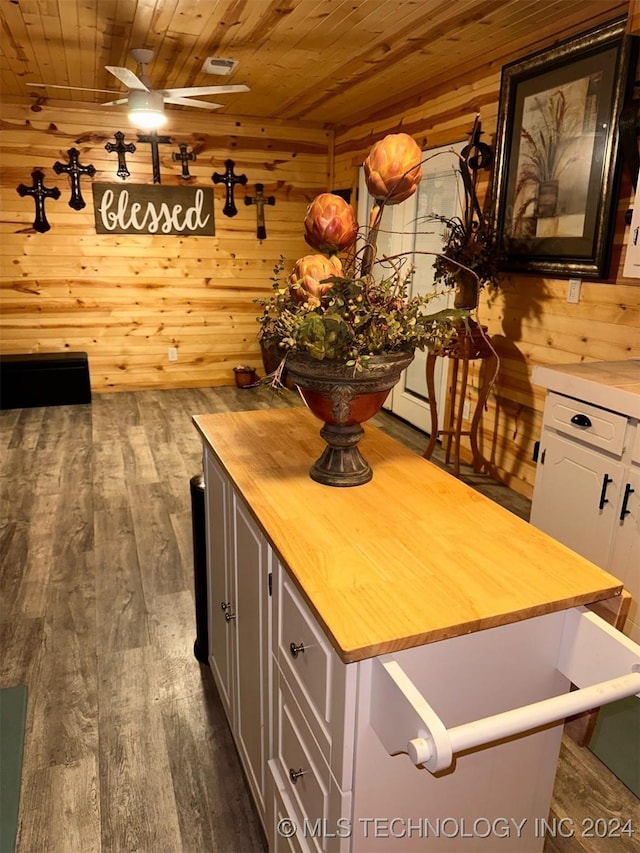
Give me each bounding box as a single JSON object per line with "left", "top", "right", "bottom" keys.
{"left": 462, "top": 400, "right": 471, "bottom": 421}
{"left": 168, "top": 347, "right": 178, "bottom": 362}
{"left": 567, "top": 278, "right": 582, "bottom": 304}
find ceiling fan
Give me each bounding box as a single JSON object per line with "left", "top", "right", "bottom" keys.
{"left": 27, "top": 48, "right": 249, "bottom": 128}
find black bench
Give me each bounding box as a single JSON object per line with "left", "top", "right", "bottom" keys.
{"left": 0, "top": 352, "right": 91, "bottom": 409}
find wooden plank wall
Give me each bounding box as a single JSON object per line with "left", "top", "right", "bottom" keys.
{"left": 0, "top": 99, "right": 330, "bottom": 391}
{"left": 333, "top": 67, "right": 640, "bottom": 499}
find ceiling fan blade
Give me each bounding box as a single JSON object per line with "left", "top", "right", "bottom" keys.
{"left": 102, "top": 98, "right": 130, "bottom": 106}
{"left": 105, "top": 66, "right": 149, "bottom": 91}
{"left": 164, "top": 96, "right": 224, "bottom": 110}
{"left": 160, "top": 84, "right": 250, "bottom": 98}
{"left": 26, "top": 82, "right": 122, "bottom": 94}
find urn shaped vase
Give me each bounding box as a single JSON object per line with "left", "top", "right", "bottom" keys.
{"left": 286, "top": 351, "right": 414, "bottom": 487}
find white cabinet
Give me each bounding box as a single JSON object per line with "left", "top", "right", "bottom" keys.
{"left": 531, "top": 386, "right": 640, "bottom": 645}
{"left": 204, "top": 450, "right": 271, "bottom": 826}
{"left": 195, "top": 406, "right": 640, "bottom": 852}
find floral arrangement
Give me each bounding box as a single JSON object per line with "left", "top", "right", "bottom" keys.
{"left": 427, "top": 123, "right": 502, "bottom": 307}
{"left": 257, "top": 133, "right": 465, "bottom": 370}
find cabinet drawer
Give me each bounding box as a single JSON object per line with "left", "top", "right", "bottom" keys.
{"left": 279, "top": 573, "right": 334, "bottom": 724}
{"left": 276, "top": 567, "right": 357, "bottom": 791}
{"left": 543, "top": 392, "right": 628, "bottom": 456}
{"left": 269, "top": 760, "right": 313, "bottom": 853}
{"left": 275, "top": 672, "right": 351, "bottom": 853}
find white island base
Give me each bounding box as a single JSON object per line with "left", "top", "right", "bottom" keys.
{"left": 193, "top": 408, "right": 640, "bottom": 853}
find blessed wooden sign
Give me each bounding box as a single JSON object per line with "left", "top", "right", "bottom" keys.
{"left": 92, "top": 183, "right": 215, "bottom": 236}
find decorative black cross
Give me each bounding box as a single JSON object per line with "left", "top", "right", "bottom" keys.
{"left": 212, "top": 159, "right": 247, "bottom": 217}
{"left": 137, "top": 132, "right": 173, "bottom": 184}
{"left": 17, "top": 169, "right": 61, "bottom": 233}
{"left": 244, "top": 183, "right": 276, "bottom": 239}
{"left": 53, "top": 147, "right": 96, "bottom": 210}
{"left": 172, "top": 144, "right": 196, "bottom": 179}
{"left": 105, "top": 131, "right": 136, "bottom": 180}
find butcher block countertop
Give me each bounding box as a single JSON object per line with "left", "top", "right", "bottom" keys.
{"left": 532, "top": 359, "right": 640, "bottom": 418}
{"left": 193, "top": 408, "right": 623, "bottom": 663}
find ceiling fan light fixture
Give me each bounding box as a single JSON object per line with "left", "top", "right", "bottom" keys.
{"left": 127, "top": 89, "right": 166, "bottom": 129}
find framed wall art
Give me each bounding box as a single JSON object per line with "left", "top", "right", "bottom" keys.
{"left": 492, "top": 18, "right": 636, "bottom": 279}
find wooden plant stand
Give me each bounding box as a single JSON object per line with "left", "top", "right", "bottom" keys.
{"left": 423, "top": 322, "right": 497, "bottom": 477}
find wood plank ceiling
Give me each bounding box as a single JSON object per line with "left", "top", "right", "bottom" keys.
{"left": 0, "top": 0, "right": 631, "bottom": 130}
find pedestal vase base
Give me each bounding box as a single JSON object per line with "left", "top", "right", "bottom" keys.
{"left": 310, "top": 423, "right": 372, "bottom": 487}
{"left": 286, "top": 351, "right": 414, "bottom": 487}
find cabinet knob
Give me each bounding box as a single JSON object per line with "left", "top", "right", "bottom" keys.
{"left": 570, "top": 413, "right": 592, "bottom": 428}
{"left": 220, "top": 602, "right": 230, "bottom": 612}
{"left": 289, "top": 767, "right": 304, "bottom": 783}
{"left": 225, "top": 611, "right": 236, "bottom": 622}
{"left": 289, "top": 641, "right": 305, "bottom": 658}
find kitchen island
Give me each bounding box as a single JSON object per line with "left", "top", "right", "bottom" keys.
{"left": 193, "top": 407, "right": 640, "bottom": 852}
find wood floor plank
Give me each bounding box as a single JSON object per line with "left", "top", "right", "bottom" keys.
{"left": 98, "top": 702, "right": 183, "bottom": 853}
{"left": 1, "top": 406, "right": 45, "bottom": 451}
{"left": 127, "top": 481, "right": 186, "bottom": 598}
{"left": 0, "top": 616, "right": 44, "bottom": 688}
{"left": 92, "top": 438, "right": 128, "bottom": 509}
{"left": 161, "top": 675, "right": 267, "bottom": 853}
{"left": 94, "top": 504, "right": 149, "bottom": 653}
{"left": 121, "top": 424, "right": 160, "bottom": 485}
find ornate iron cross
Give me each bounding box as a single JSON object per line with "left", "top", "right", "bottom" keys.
{"left": 212, "top": 159, "right": 247, "bottom": 217}
{"left": 172, "top": 144, "right": 196, "bottom": 179}
{"left": 17, "top": 169, "right": 61, "bottom": 233}
{"left": 53, "top": 147, "right": 96, "bottom": 210}
{"left": 244, "top": 183, "right": 276, "bottom": 239}
{"left": 137, "top": 131, "right": 173, "bottom": 184}
{"left": 105, "top": 131, "right": 136, "bottom": 180}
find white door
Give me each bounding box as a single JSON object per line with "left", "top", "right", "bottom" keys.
{"left": 357, "top": 142, "right": 463, "bottom": 434}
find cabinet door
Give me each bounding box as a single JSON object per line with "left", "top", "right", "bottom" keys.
{"left": 608, "top": 466, "right": 640, "bottom": 644}
{"left": 204, "top": 451, "right": 234, "bottom": 718}
{"left": 530, "top": 431, "right": 622, "bottom": 567}
{"left": 232, "top": 492, "right": 271, "bottom": 819}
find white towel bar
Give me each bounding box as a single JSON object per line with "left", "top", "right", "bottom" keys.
{"left": 370, "top": 607, "right": 640, "bottom": 774}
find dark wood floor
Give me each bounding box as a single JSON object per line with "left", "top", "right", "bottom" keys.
{"left": 1, "top": 386, "right": 637, "bottom": 853}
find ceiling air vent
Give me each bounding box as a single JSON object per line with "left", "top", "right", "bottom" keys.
{"left": 201, "top": 57, "right": 239, "bottom": 76}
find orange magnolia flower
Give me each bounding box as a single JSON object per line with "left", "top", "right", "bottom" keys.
{"left": 289, "top": 253, "right": 343, "bottom": 302}
{"left": 303, "top": 193, "right": 358, "bottom": 255}
{"left": 363, "top": 132, "right": 423, "bottom": 204}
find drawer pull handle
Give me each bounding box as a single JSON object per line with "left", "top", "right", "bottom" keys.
{"left": 289, "top": 767, "right": 304, "bottom": 783}
{"left": 221, "top": 602, "right": 230, "bottom": 612}
{"left": 599, "top": 474, "right": 613, "bottom": 510}
{"left": 570, "top": 413, "right": 592, "bottom": 428}
{"left": 289, "top": 641, "right": 305, "bottom": 658}
{"left": 620, "top": 483, "right": 635, "bottom": 521}
{"left": 225, "top": 611, "right": 236, "bottom": 622}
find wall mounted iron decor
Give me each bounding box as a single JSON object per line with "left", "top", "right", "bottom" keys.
{"left": 53, "top": 148, "right": 96, "bottom": 210}
{"left": 17, "top": 169, "right": 60, "bottom": 233}
{"left": 91, "top": 183, "right": 215, "bottom": 236}
{"left": 212, "top": 159, "right": 247, "bottom": 216}
{"left": 245, "top": 183, "right": 275, "bottom": 239}
{"left": 137, "top": 132, "right": 172, "bottom": 184}
{"left": 173, "top": 144, "right": 196, "bottom": 179}
{"left": 460, "top": 118, "right": 493, "bottom": 172}
{"left": 492, "top": 17, "right": 636, "bottom": 278}
{"left": 105, "top": 132, "right": 136, "bottom": 180}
